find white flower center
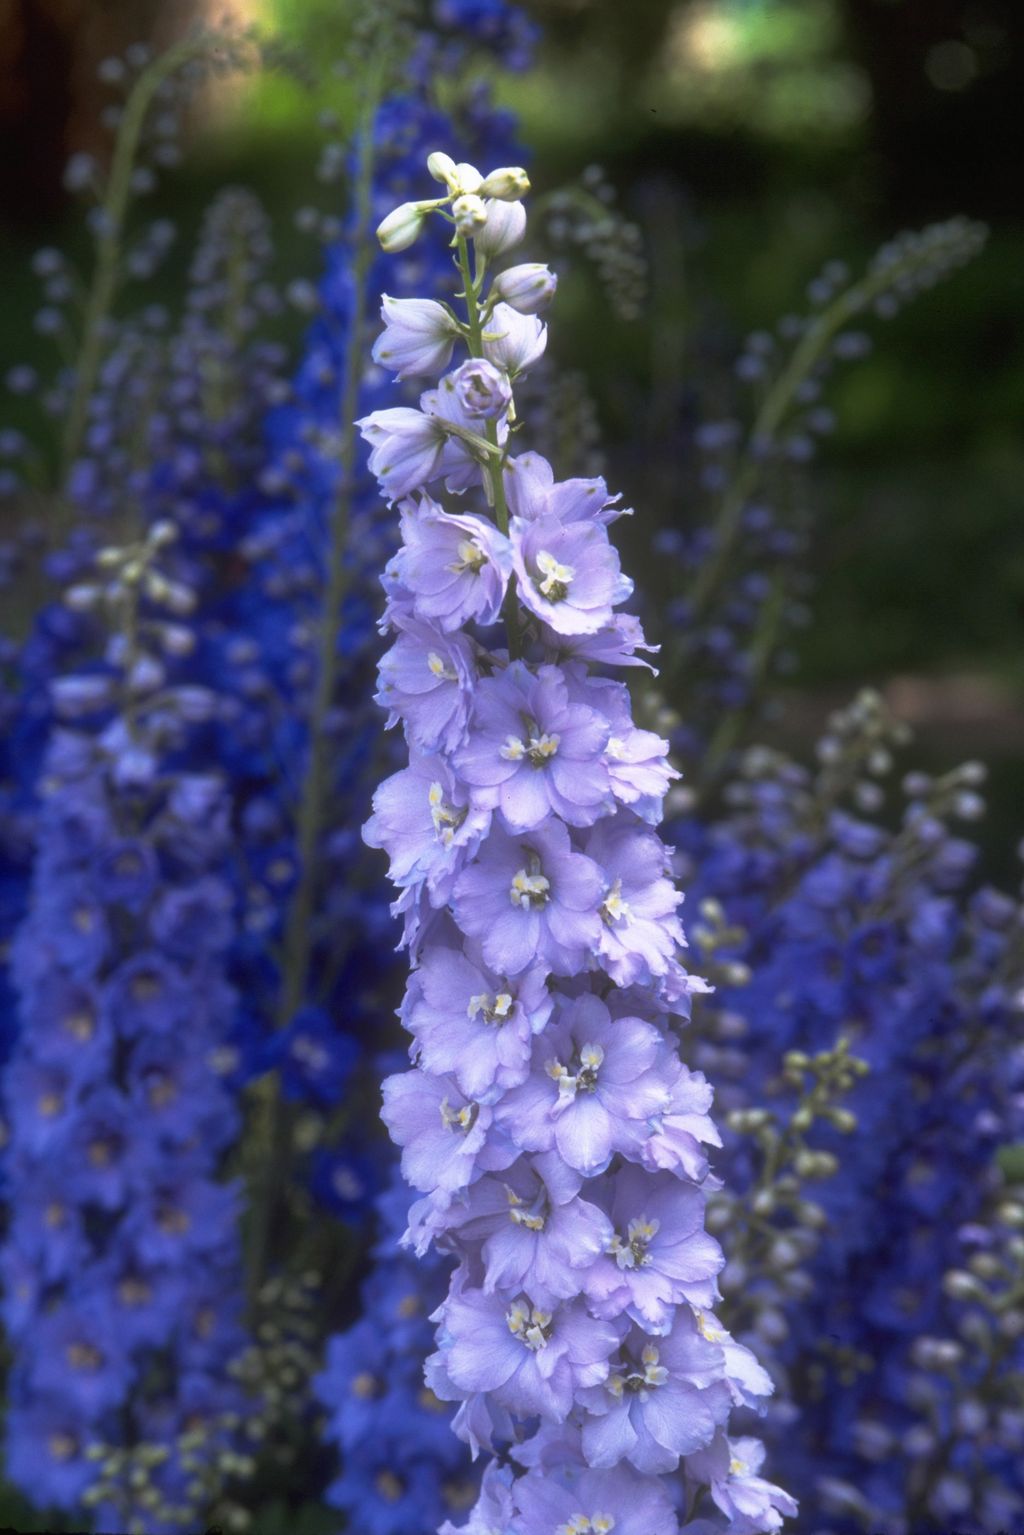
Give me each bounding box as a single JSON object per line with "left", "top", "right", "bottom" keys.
{"left": 600, "top": 878, "right": 632, "bottom": 925}
{"left": 608, "top": 1343, "right": 669, "bottom": 1399}
{"left": 451, "top": 537, "right": 487, "bottom": 574}
{"left": 506, "top": 1184, "right": 547, "bottom": 1232}
{"left": 506, "top": 1300, "right": 552, "bottom": 1352}
{"left": 609, "top": 1214, "right": 661, "bottom": 1270}
{"left": 535, "top": 549, "right": 574, "bottom": 602}
{"left": 428, "top": 781, "right": 466, "bottom": 845}
{"left": 440, "top": 1098, "right": 478, "bottom": 1135}
{"left": 557, "top": 1518, "right": 616, "bottom": 1535}
{"left": 468, "top": 990, "right": 514, "bottom": 1025}
{"left": 427, "top": 650, "right": 457, "bottom": 680}
{"left": 510, "top": 866, "right": 550, "bottom": 909}
{"left": 548, "top": 1042, "right": 604, "bottom": 1097}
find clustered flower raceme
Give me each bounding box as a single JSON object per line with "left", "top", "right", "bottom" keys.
{"left": 357, "top": 157, "right": 795, "bottom": 1534}
{"left": 670, "top": 701, "right": 1024, "bottom": 1532}
{"left": 0, "top": 535, "right": 254, "bottom": 1529}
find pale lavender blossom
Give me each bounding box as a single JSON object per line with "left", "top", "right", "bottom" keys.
{"left": 372, "top": 294, "right": 458, "bottom": 379}
{"left": 452, "top": 357, "right": 513, "bottom": 420}
{"left": 454, "top": 660, "right": 612, "bottom": 831}
{"left": 644, "top": 1058, "right": 722, "bottom": 1182}
{"left": 482, "top": 301, "right": 547, "bottom": 376}
{"left": 402, "top": 944, "right": 551, "bottom": 1100}
{"left": 363, "top": 751, "right": 491, "bottom": 907}
{"left": 388, "top": 495, "right": 512, "bottom": 631}
{"left": 686, "top": 1435, "right": 799, "bottom": 1534}
{"left": 511, "top": 1463, "right": 681, "bottom": 1535}
{"left": 381, "top": 1069, "right": 514, "bottom": 1197}
{"left": 579, "top": 1309, "right": 734, "bottom": 1473}
{"left": 439, "top": 1287, "right": 619, "bottom": 1421}
{"left": 586, "top": 1165, "right": 724, "bottom": 1331}
{"left": 512, "top": 514, "right": 632, "bottom": 636}
{"left": 504, "top": 451, "right": 627, "bottom": 525}
{"left": 359, "top": 405, "right": 448, "bottom": 502}
{"left": 375, "top": 616, "right": 477, "bottom": 753}
{"left": 443, "top": 1153, "right": 612, "bottom": 1300}
{"left": 492, "top": 262, "right": 557, "bottom": 315}
{"left": 421, "top": 369, "right": 509, "bottom": 492}
{"left": 496, "top": 993, "right": 671, "bottom": 1175}
{"left": 585, "top": 815, "right": 684, "bottom": 985}
{"left": 452, "top": 817, "right": 604, "bottom": 976}
{"left": 474, "top": 198, "right": 526, "bottom": 258}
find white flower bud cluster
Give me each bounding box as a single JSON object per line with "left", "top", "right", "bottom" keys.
{"left": 376, "top": 153, "right": 531, "bottom": 254}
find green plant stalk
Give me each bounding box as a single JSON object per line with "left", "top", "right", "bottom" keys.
{"left": 679, "top": 244, "right": 954, "bottom": 649}
{"left": 245, "top": 61, "right": 385, "bottom": 1312}
{"left": 454, "top": 230, "right": 522, "bottom": 656}
{"left": 59, "top": 35, "right": 215, "bottom": 482}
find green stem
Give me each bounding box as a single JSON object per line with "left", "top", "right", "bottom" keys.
{"left": 454, "top": 232, "right": 521, "bottom": 656}
{"left": 59, "top": 36, "right": 213, "bottom": 482}
{"left": 245, "top": 64, "right": 385, "bottom": 1311}
{"left": 678, "top": 245, "right": 947, "bottom": 653}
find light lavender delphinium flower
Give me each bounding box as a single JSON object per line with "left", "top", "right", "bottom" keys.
{"left": 358, "top": 151, "right": 796, "bottom": 1535}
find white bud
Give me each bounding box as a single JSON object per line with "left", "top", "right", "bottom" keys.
{"left": 426, "top": 151, "right": 458, "bottom": 185}
{"left": 452, "top": 193, "right": 487, "bottom": 235}
{"left": 377, "top": 202, "right": 426, "bottom": 253}
{"left": 474, "top": 199, "right": 527, "bottom": 258}
{"left": 454, "top": 161, "right": 483, "bottom": 194}
{"left": 492, "top": 262, "right": 558, "bottom": 315}
{"left": 479, "top": 165, "right": 530, "bottom": 201}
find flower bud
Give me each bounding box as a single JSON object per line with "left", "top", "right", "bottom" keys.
{"left": 479, "top": 166, "right": 530, "bottom": 200}
{"left": 474, "top": 199, "right": 527, "bottom": 258}
{"left": 492, "top": 262, "right": 558, "bottom": 315}
{"left": 452, "top": 194, "right": 487, "bottom": 235}
{"left": 377, "top": 202, "right": 426, "bottom": 253}
{"left": 451, "top": 358, "right": 512, "bottom": 421}
{"left": 427, "top": 151, "right": 458, "bottom": 186}
{"left": 454, "top": 161, "right": 483, "bottom": 194}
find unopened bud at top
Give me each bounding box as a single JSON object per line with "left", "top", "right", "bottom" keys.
{"left": 427, "top": 151, "right": 458, "bottom": 185}
{"left": 377, "top": 201, "right": 426, "bottom": 253}
{"left": 479, "top": 166, "right": 530, "bottom": 201}
{"left": 474, "top": 199, "right": 527, "bottom": 259}
{"left": 427, "top": 153, "right": 483, "bottom": 195}
{"left": 452, "top": 194, "right": 488, "bottom": 236}
{"left": 492, "top": 262, "right": 558, "bottom": 315}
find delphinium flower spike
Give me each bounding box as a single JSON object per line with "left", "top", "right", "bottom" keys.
{"left": 357, "top": 156, "right": 795, "bottom": 1533}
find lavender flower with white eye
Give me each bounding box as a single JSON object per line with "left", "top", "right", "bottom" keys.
{"left": 388, "top": 497, "right": 512, "bottom": 631}
{"left": 453, "top": 358, "right": 513, "bottom": 420}
{"left": 372, "top": 295, "right": 459, "bottom": 379}
{"left": 381, "top": 1069, "right": 511, "bottom": 1198}
{"left": 585, "top": 815, "right": 685, "bottom": 986}
{"left": 579, "top": 1309, "right": 741, "bottom": 1473}
{"left": 438, "top": 1288, "right": 619, "bottom": 1422}
{"left": 512, "top": 514, "right": 632, "bottom": 636}
{"left": 586, "top": 1165, "right": 724, "bottom": 1331}
{"left": 497, "top": 994, "right": 671, "bottom": 1175}
{"left": 451, "top": 817, "right": 604, "bottom": 976}
{"left": 455, "top": 660, "right": 612, "bottom": 831}
{"left": 364, "top": 751, "right": 491, "bottom": 906}
{"left": 376, "top": 617, "right": 478, "bottom": 753}
{"left": 511, "top": 1463, "right": 681, "bottom": 1535}
{"left": 443, "top": 1152, "right": 611, "bottom": 1300}
{"left": 359, "top": 153, "right": 790, "bottom": 1534}
{"left": 403, "top": 943, "right": 550, "bottom": 1100}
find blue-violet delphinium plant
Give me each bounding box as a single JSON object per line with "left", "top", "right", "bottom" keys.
{"left": 355, "top": 153, "right": 797, "bottom": 1533}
